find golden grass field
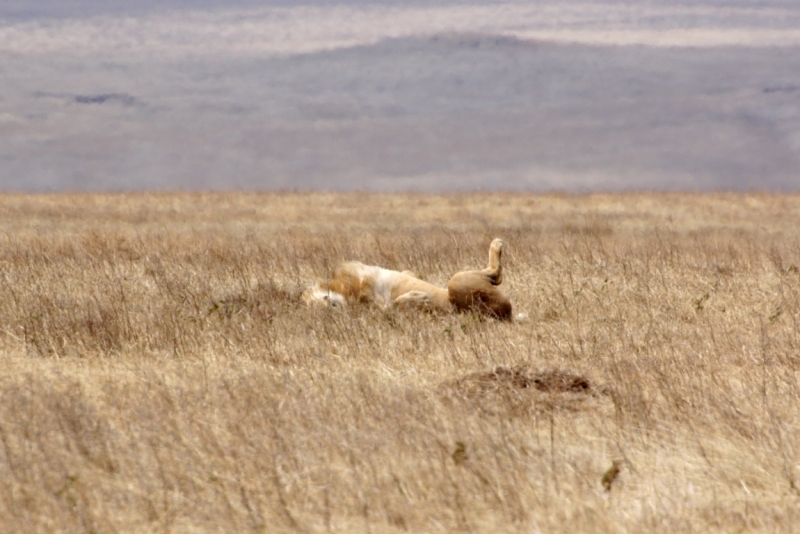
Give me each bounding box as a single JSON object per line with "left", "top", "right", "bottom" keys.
{"left": 0, "top": 191, "right": 799, "bottom": 533}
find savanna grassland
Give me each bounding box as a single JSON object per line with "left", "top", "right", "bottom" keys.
{"left": 0, "top": 192, "right": 799, "bottom": 533}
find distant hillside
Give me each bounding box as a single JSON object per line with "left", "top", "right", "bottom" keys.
{"left": 1, "top": 1, "right": 799, "bottom": 191}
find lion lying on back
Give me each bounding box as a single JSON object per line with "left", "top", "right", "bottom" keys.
{"left": 302, "top": 238, "right": 512, "bottom": 320}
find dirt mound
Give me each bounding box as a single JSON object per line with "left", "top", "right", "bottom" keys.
{"left": 530, "top": 369, "right": 592, "bottom": 394}
{"left": 439, "top": 365, "right": 602, "bottom": 416}
{"left": 459, "top": 366, "right": 593, "bottom": 394}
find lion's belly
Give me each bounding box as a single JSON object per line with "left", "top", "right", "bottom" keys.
{"left": 345, "top": 263, "right": 448, "bottom": 308}
{"left": 345, "top": 263, "right": 397, "bottom": 306}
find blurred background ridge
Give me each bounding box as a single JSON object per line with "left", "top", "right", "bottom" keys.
{"left": 1, "top": 0, "right": 799, "bottom": 192}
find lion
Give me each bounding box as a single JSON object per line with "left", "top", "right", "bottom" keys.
{"left": 302, "top": 238, "right": 512, "bottom": 320}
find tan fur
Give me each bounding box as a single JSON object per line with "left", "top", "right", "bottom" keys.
{"left": 303, "top": 238, "right": 512, "bottom": 319}
{"left": 447, "top": 238, "right": 512, "bottom": 320}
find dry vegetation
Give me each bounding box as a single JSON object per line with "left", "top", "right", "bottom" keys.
{"left": 0, "top": 191, "right": 799, "bottom": 533}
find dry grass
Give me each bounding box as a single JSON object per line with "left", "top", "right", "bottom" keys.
{"left": 0, "top": 191, "right": 799, "bottom": 532}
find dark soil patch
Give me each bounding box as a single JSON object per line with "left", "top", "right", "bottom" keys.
{"left": 531, "top": 369, "right": 592, "bottom": 394}
{"left": 461, "top": 366, "right": 592, "bottom": 394}
{"left": 440, "top": 365, "right": 604, "bottom": 416}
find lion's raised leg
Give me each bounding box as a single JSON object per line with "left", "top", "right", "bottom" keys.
{"left": 481, "top": 237, "right": 503, "bottom": 285}
{"left": 447, "top": 238, "right": 512, "bottom": 320}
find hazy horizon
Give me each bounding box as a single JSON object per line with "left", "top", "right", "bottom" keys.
{"left": 2, "top": 0, "right": 799, "bottom": 192}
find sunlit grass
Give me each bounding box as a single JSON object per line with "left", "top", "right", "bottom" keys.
{"left": 0, "top": 191, "right": 798, "bottom": 532}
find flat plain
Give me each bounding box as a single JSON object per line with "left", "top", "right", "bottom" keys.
{"left": 1, "top": 191, "right": 799, "bottom": 532}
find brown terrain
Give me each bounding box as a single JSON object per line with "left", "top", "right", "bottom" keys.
{"left": 0, "top": 192, "right": 798, "bottom": 532}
